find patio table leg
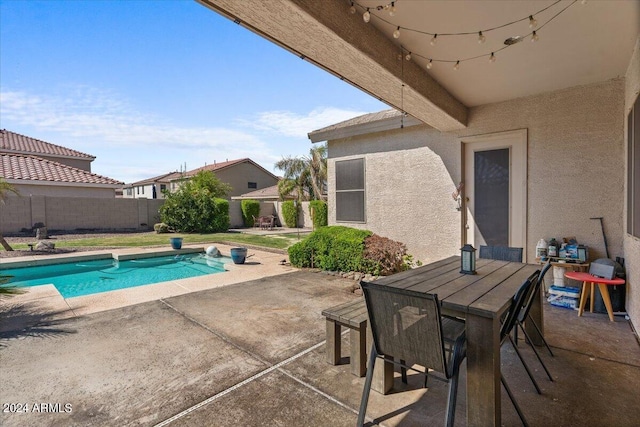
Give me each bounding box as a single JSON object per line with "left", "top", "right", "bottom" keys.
{"left": 466, "top": 312, "right": 501, "bottom": 426}
{"left": 367, "top": 327, "right": 393, "bottom": 394}
{"left": 326, "top": 320, "right": 341, "bottom": 365}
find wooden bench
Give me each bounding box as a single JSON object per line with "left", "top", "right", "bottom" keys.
{"left": 321, "top": 299, "right": 368, "bottom": 377}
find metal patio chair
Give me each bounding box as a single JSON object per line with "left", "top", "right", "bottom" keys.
{"left": 357, "top": 282, "right": 466, "bottom": 427}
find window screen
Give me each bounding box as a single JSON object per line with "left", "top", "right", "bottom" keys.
{"left": 335, "top": 158, "right": 365, "bottom": 222}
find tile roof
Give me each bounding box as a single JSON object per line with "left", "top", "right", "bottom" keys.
{"left": 183, "top": 158, "right": 278, "bottom": 180}
{"left": 0, "top": 129, "right": 95, "bottom": 160}
{"left": 128, "top": 171, "right": 182, "bottom": 186}
{"left": 0, "top": 153, "right": 123, "bottom": 186}
{"left": 232, "top": 184, "right": 305, "bottom": 200}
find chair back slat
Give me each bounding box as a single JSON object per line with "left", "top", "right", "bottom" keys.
{"left": 500, "top": 271, "right": 540, "bottom": 339}
{"left": 518, "top": 263, "right": 550, "bottom": 323}
{"left": 479, "top": 246, "right": 523, "bottom": 262}
{"left": 361, "top": 282, "right": 447, "bottom": 376}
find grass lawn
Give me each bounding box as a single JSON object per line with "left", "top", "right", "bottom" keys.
{"left": 5, "top": 232, "right": 308, "bottom": 252}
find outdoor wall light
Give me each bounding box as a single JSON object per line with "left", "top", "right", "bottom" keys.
{"left": 460, "top": 244, "right": 477, "bottom": 275}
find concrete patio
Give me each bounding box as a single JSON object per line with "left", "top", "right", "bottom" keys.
{"left": 1, "top": 269, "right": 639, "bottom": 426}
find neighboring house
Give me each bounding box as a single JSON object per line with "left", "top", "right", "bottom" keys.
{"left": 128, "top": 158, "right": 279, "bottom": 199}
{"left": 231, "top": 183, "right": 304, "bottom": 201}
{"left": 0, "top": 130, "right": 122, "bottom": 197}
{"left": 122, "top": 171, "right": 181, "bottom": 199}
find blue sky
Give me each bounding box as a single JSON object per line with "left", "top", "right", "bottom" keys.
{"left": 0, "top": 0, "right": 386, "bottom": 184}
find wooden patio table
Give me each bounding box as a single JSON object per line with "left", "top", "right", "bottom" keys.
{"left": 363, "top": 255, "right": 541, "bottom": 427}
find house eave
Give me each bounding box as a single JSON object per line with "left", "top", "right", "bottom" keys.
{"left": 309, "top": 114, "right": 423, "bottom": 143}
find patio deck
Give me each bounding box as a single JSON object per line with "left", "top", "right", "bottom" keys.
{"left": 1, "top": 270, "right": 638, "bottom": 426}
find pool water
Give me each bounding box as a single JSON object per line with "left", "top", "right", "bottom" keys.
{"left": 1, "top": 253, "right": 229, "bottom": 298}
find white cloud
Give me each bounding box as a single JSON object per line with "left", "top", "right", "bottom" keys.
{"left": 241, "top": 107, "right": 367, "bottom": 138}
{"left": 0, "top": 88, "right": 265, "bottom": 150}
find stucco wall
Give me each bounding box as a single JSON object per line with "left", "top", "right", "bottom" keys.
{"left": 216, "top": 163, "right": 279, "bottom": 197}
{"left": 37, "top": 155, "right": 92, "bottom": 172}
{"left": 0, "top": 195, "right": 163, "bottom": 233}
{"left": 329, "top": 125, "right": 462, "bottom": 263}
{"left": 624, "top": 36, "right": 640, "bottom": 332}
{"left": 328, "top": 78, "right": 625, "bottom": 266}
{"left": 11, "top": 183, "right": 117, "bottom": 198}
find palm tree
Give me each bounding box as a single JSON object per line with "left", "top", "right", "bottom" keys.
{"left": 0, "top": 178, "right": 19, "bottom": 251}
{"left": 275, "top": 144, "right": 327, "bottom": 202}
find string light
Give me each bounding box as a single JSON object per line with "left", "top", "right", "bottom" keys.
{"left": 346, "top": 0, "right": 579, "bottom": 72}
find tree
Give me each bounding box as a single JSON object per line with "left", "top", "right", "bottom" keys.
{"left": 0, "top": 178, "right": 19, "bottom": 251}
{"left": 275, "top": 144, "right": 327, "bottom": 202}
{"left": 159, "top": 171, "right": 232, "bottom": 233}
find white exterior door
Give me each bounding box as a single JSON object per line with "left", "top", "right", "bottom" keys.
{"left": 462, "top": 129, "right": 528, "bottom": 259}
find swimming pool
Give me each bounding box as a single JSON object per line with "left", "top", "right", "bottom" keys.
{"left": 1, "top": 253, "right": 230, "bottom": 298}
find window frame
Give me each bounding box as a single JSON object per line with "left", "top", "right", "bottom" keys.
{"left": 628, "top": 93, "right": 640, "bottom": 238}
{"left": 335, "top": 157, "right": 366, "bottom": 223}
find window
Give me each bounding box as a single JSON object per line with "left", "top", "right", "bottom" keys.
{"left": 628, "top": 94, "right": 640, "bottom": 238}
{"left": 136, "top": 187, "right": 139, "bottom": 195}
{"left": 335, "top": 158, "right": 365, "bottom": 222}
{"left": 126, "top": 188, "right": 132, "bottom": 196}
{"left": 141, "top": 186, "right": 145, "bottom": 195}
{"left": 248, "top": 182, "right": 257, "bottom": 189}
{"left": 160, "top": 184, "right": 166, "bottom": 192}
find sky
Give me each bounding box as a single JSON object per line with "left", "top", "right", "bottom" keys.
{"left": 0, "top": 0, "right": 387, "bottom": 184}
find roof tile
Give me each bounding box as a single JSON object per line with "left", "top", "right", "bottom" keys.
{"left": 0, "top": 153, "right": 122, "bottom": 186}
{"left": 0, "top": 129, "right": 95, "bottom": 160}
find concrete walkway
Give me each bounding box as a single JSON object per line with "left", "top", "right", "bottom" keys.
{"left": 1, "top": 265, "right": 640, "bottom": 426}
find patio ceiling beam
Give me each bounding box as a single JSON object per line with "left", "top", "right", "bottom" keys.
{"left": 197, "top": 0, "right": 468, "bottom": 131}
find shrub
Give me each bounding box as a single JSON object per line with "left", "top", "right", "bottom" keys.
{"left": 241, "top": 199, "right": 260, "bottom": 227}
{"left": 282, "top": 200, "right": 298, "bottom": 228}
{"left": 159, "top": 171, "right": 231, "bottom": 233}
{"left": 309, "top": 200, "right": 328, "bottom": 229}
{"left": 288, "top": 226, "right": 413, "bottom": 276}
{"left": 362, "top": 234, "right": 410, "bottom": 276}
{"left": 288, "top": 226, "right": 371, "bottom": 271}
{"left": 154, "top": 223, "right": 170, "bottom": 233}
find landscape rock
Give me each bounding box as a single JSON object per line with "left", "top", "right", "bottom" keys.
{"left": 35, "top": 241, "right": 55, "bottom": 251}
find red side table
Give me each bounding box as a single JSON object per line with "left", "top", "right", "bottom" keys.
{"left": 564, "top": 271, "right": 625, "bottom": 322}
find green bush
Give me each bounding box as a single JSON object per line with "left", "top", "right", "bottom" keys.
{"left": 159, "top": 171, "right": 231, "bottom": 233}
{"left": 288, "top": 226, "right": 413, "bottom": 275}
{"left": 282, "top": 200, "right": 298, "bottom": 228}
{"left": 288, "top": 226, "right": 371, "bottom": 271}
{"left": 153, "top": 223, "right": 170, "bottom": 233}
{"left": 241, "top": 199, "right": 260, "bottom": 227}
{"left": 309, "top": 200, "right": 328, "bottom": 229}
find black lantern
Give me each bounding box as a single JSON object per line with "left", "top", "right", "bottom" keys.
{"left": 460, "top": 244, "right": 477, "bottom": 275}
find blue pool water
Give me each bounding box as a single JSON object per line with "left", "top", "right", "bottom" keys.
{"left": 1, "top": 253, "right": 229, "bottom": 298}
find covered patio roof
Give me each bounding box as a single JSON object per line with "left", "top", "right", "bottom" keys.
{"left": 197, "top": 0, "right": 639, "bottom": 131}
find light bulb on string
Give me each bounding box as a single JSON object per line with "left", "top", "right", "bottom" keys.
{"left": 349, "top": 2, "right": 356, "bottom": 14}
{"left": 393, "top": 26, "right": 400, "bottom": 39}
{"left": 405, "top": 52, "right": 411, "bottom": 61}
{"left": 389, "top": 2, "right": 396, "bottom": 16}
{"left": 426, "top": 59, "right": 433, "bottom": 69}
{"left": 430, "top": 34, "right": 438, "bottom": 46}
{"left": 489, "top": 52, "right": 496, "bottom": 63}
{"left": 581, "top": 0, "right": 587, "bottom": 4}
{"left": 363, "top": 8, "right": 370, "bottom": 23}
{"left": 531, "top": 31, "right": 539, "bottom": 42}
{"left": 453, "top": 61, "right": 460, "bottom": 71}
{"left": 529, "top": 15, "right": 538, "bottom": 28}
{"left": 478, "top": 31, "right": 486, "bottom": 44}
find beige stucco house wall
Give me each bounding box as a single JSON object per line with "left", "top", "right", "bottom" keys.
{"left": 624, "top": 37, "right": 640, "bottom": 330}
{"left": 33, "top": 155, "right": 92, "bottom": 172}
{"left": 213, "top": 162, "right": 279, "bottom": 198}
{"left": 327, "top": 77, "right": 625, "bottom": 266}
{"left": 9, "top": 183, "right": 119, "bottom": 198}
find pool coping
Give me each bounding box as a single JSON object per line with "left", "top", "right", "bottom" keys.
{"left": 0, "top": 244, "right": 297, "bottom": 318}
